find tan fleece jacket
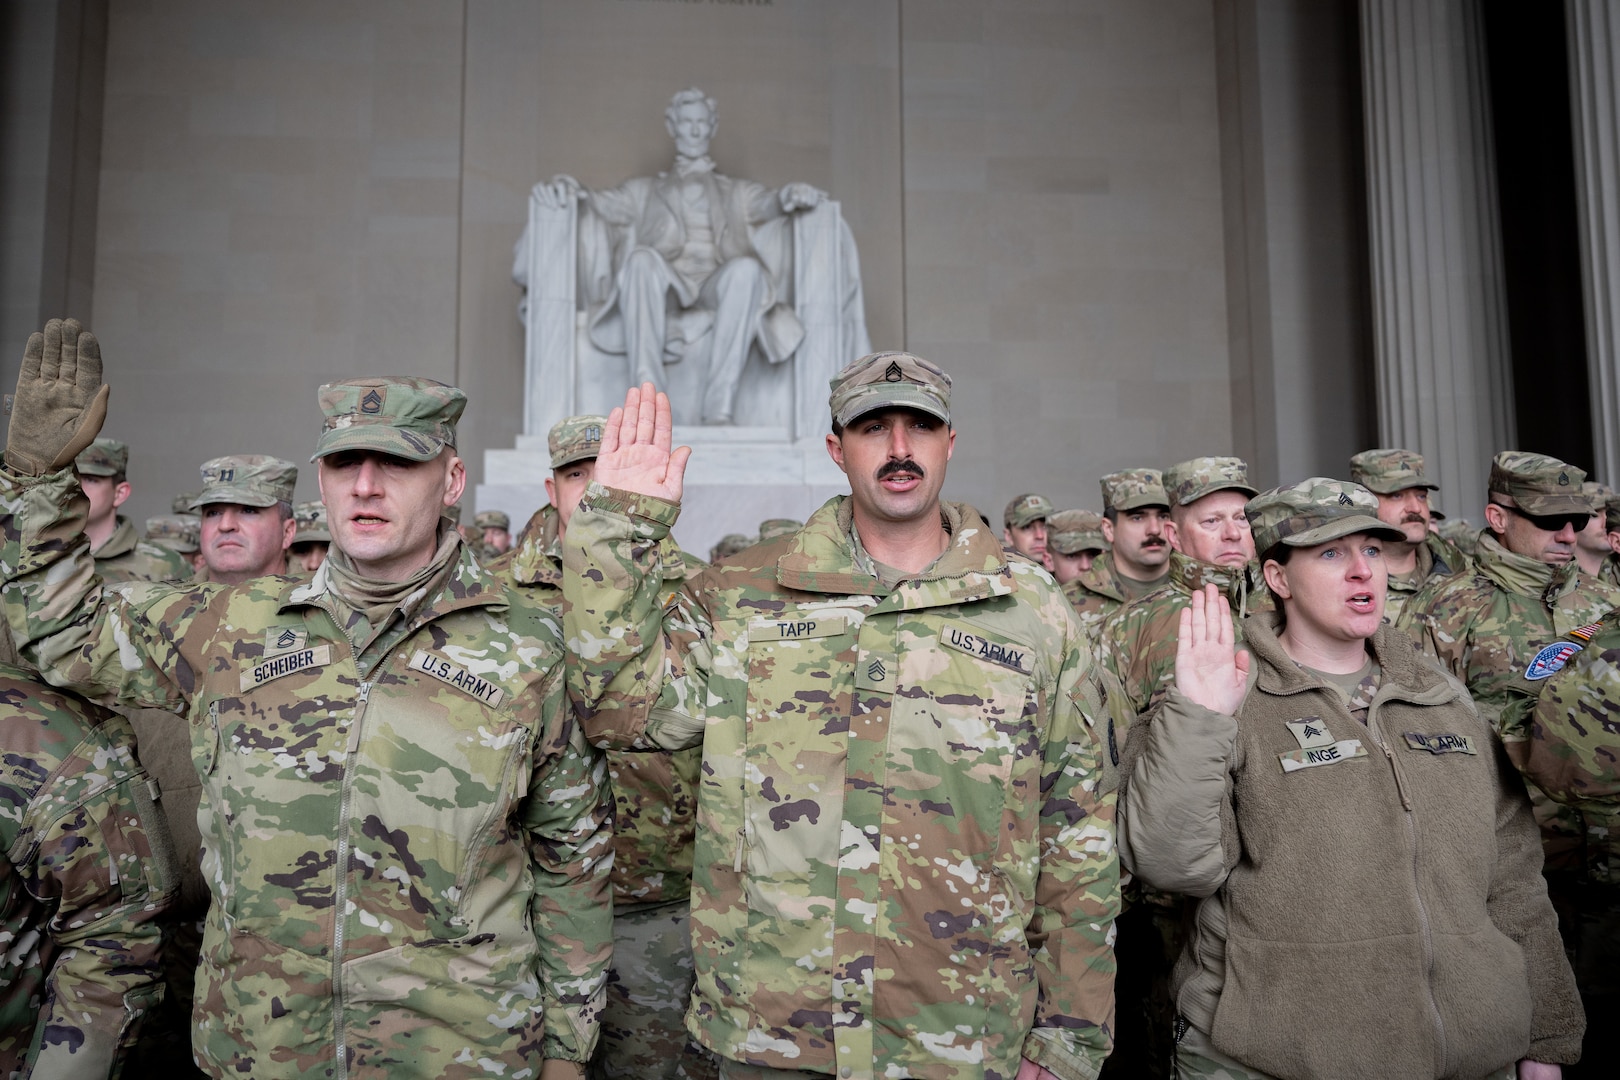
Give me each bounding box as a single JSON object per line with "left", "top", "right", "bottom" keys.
{"left": 1118, "top": 613, "right": 1582, "bottom": 1079}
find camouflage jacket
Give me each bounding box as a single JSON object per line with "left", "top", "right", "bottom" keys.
{"left": 501, "top": 502, "right": 702, "bottom": 911}
{"left": 565, "top": 488, "right": 1122, "bottom": 1080}
{"left": 1100, "top": 551, "right": 1268, "bottom": 717}
{"left": 0, "top": 468, "right": 612, "bottom": 1079}
{"left": 1399, "top": 531, "right": 1620, "bottom": 871}
{"left": 0, "top": 667, "right": 177, "bottom": 1079}
{"left": 1383, "top": 531, "right": 1468, "bottom": 626}
{"left": 1508, "top": 618, "right": 1620, "bottom": 885}
{"left": 1061, "top": 552, "right": 1127, "bottom": 642}
{"left": 93, "top": 515, "right": 191, "bottom": 583}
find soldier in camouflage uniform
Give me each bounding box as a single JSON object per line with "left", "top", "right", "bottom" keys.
{"left": 1100, "top": 457, "right": 1263, "bottom": 718}
{"left": 77, "top": 437, "right": 192, "bottom": 583}
{"left": 1400, "top": 452, "right": 1620, "bottom": 909}
{"left": 147, "top": 512, "right": 200, "bottom": 557}
{"left": 499, "top": 414, "right": 715, "bottom": 1080}
{"left": 1515, "top": 616, "right": 1620, "bottom": 1076}
{"left": 1573, "top": 482, "right": 1613, "bottom": 582}
{"left": 475, "top": 509, "right": 512, "bottom": 554}
{"left": 0, "top": 656, "right": 178, "bottom": 1078}
{"left": 1046, "top": 509, "right": 1107, "bottom": 585}
{"left": 288, "top": 500, "right": 330, "bottom": 573}
{"left": 1003, "top": 491, "right": 1054, "bottom": 567}
{"left": 189, "top": 454, "right": 298, "bottom": 583}
{"left": 1064, "top": 470, "right": 1175, "bottom": 644}
{"left": 565, "top": 352, "right": 1124, "bottom": 1080}
{"left": 1347, "top": 448, "right": 1469, "bottom": 624}
{"left": 756, "top": 518, "right": 802, "bottom": 543}
{"left": 0, "top": 320, "right": 612, "bottom": 1080}
{"left": 1120, "top": 479, "right": 1578, "bottom": 1080}
{"left": 708, "top": 533, "right": 753, "bottom": 562}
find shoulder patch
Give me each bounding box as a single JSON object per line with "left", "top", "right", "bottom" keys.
{"left": 1525, "top": 641, "right": 1582, "bottom": 680}
{"left": 409, "top": 650, "right": 507, "bottom": 708}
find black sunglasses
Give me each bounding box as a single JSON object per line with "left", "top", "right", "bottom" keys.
{"left": 1498, "top": 503, "right": 1591, "bottom": 534}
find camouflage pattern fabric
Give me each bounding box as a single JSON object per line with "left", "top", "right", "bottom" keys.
{"left": 1100, "top": 551, "right": 1268, "bottom": 717}
{"left": 0, "top": 665, "right": 177, "bottom": 1078}
{"left": 1384, "top": 532, "right": 1469, "bottom": 626}
{"left": 0, "top": 466, "right": 613, "bottom": 1079}
{"left": 592, "top": 899, "right": 718, "bottom": 1080}
{"left": 498, "top": 500, "right": 711, "bottom": 1080}
{"left": 1488, "top": 451, "right": 1589, "bottom": 515}
{"left": 1400, "top": 529, "right": 1620, "bottom": 872}
{"left": 1062, "top": 551, "right": 1128, "bottom": 643}
{"left": 564, "top": 487, "right": 1124, "bottom": 1080}
{"left": 93, "top": 514, "right": 193, "bottom": 582}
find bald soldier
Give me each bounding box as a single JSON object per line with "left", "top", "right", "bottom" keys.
{"left": 190, "top": 455, "right": 298, "bottom": 583}
{"left": 566, "top": 353, "right": 1124, "bottom": 1079}
{"left": 76, "top": 437, "right": 191, "bottom": 582}
{"left": 1348, "top": 448, "right": 1469, "bottom": 623}
{"left": 501, "top": 414, "right": 713, "bottom": 1080}
{"left": 1065, "top": 469, "right": 1175, "bottom": 643}
{"left": 1004, "top": 492, "right": 1054, "bottom": 567}
{"left": 1047, "top": 509, "right": 1108, "bottom": 585}
{"left": 0, "top": 320, "right": 612, "bottom": 1079}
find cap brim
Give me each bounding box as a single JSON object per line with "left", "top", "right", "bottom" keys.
{"left": 836, "top": 388, "right": 950, "bottom": 429}
{"left": 1362, "top": 478, "right": 1440, "bottom": 494}
{"left": 75, "top": 465, "right": 120, "bottom": 477}
{"left": 294, "top": 529, "right": 332, "bottom": 543}
{"left": 1053, "top": 539, "right": 1109, "bottom": 554}
{"left": 550, "top": 448, "right": 600, "bottom": 469}
{"left": 1280, "top": 515, "right": 1407, "bottom": 548}
{"left": 1180, "top": 482, "right": 1260, "bottom": 506}
{"left": 1514, "top": 494, "right": 1593, "bottom": 516}
{"left": 190, "top": 488, "right": 280, "bottom": 511}
{"left": 1112, "top": 494, "right": 1171, "bottom": 512}
{"left": 311, "top": 425, "right": 447, "bottom": 463}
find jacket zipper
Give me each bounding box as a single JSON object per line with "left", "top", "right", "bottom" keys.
{"left": 1370, "top": 699, "right": 1446, "bottom": 1072}
{"left": 331, "top": 677, "right": 374, "bottom": 1080}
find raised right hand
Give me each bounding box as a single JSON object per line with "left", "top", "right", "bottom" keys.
{"left": 593, "top": 382, "right": 691, "bottom": 504}
{"left": 5, "top": 318, "right": 110, "bottom": 476}
{"left": 1174, "top": 583, "right": 1251, "bottom": 716}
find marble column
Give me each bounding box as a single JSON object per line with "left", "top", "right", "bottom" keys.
{"left": 1360, "top": 0, "right": 1515, "bottom": 516}
{"left": 1567, "top": 0, "right": 1620, "bottom": 485}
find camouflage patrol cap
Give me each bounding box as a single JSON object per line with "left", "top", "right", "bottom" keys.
{"left": 710, "top": 533, "right": 755, "bottom": 561}
{"left": 1348, "top": 448, "right": 1439, "bottom": 494}
{"left": 474, "top": 510, "right": 510, "bottom": 532}
{"left": 1607, "top": 492, "right": 1620, "bottom": 534}
{"left": 1099, "top": 468, "right": 1169, "bottom": 513}
{"left": 1582, "top": 481, "right": 1611, "bottom": 515}
{"left": 1487, "top": 451, "right": 1588, "bottom": 516}
{"left": 1048, "top": 509, "right": 1109, "bottom": 555}
{"left": 292, "top": 501, "right": 331, "bottom": 544}
{"left": 828, "top": 351, "right": 952, "bottom": 428}
{"left": 75, "top": 437, "right": 128, "bottom": 478}
{"left": 1246, "top": 478, "right": 1405, "bottom": 557}
{"left": 548, "top": 414, "right": 607, "bottom": 469}
{"left": 190, "top": 455, "right": 298, "bottom": 510}
{"left": 144, "top": 514, "right": 199, "bottom": 554}
{"left": 758, "top": 518, "right": 802, "bottom": 541}
{"left": 1004, "top": 493, "right": 1054, "bottom": 529}
{"left": 1165, "top": 456, "right": 1258, "bottom": 506}
{"left": 313, "top": 376, "right": 465, "bottom": 462}
{"left": 173, "top": 492, "right": 199, "bottom": 515}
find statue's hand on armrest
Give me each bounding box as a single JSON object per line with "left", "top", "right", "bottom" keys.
{"left": 534, "top": 175, "right": 583, "bottom": 210}
{"left": 778, "top": 182, "right": 825, "bottom": 213}
{"left": 6, "top": 318, "right": 109, "bottom": 476}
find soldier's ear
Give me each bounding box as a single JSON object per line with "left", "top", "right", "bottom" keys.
{"left": 1262, "top": 559, "right": 1291, "bottom": 600}
{"left": 825, "top": 432, "right": 847, "bottom": 473}
{"left": 112, "top": 480, "right": 132, "bottom": 509}
{"left": 1100, "top": 518, "right": 1116, "bottom": 544}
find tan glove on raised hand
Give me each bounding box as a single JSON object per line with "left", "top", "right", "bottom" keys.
{"left": 5, "top": 318, "right": 110, "bottom": 476}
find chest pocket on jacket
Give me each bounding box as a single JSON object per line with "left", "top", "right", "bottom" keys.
{"left": 889, "top": 621, "right": 1041, "bottom": 854}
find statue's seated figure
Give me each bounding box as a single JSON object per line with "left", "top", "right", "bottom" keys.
{"left": 514, "top": 88, "right": 868, "bottom": 433}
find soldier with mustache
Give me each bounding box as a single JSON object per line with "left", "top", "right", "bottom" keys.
{"left": 1348, "top": 448, "right": 1469, "bottom": 623}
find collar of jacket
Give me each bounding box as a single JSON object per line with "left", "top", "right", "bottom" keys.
{"left": 1473, "top": 530, "right": 1576, "bottom": 604}
{"left": 280, "top": 538, "right": 507, "bottom": 621}
{"left": 509, "top": 504, "right": 562, "bottom": 588}
{"left": 1072, "top": 550, "right": 1129, "bottom": 603}
{"left": 1243, "top": 608, "right": 1460, "bottom": 706}
{"left": 1423, "top": 531, "right": 1464, "bottom": 577}
{"left": 1167, "top": 549, "right": 1259, "bottom": 615}
{"left": 93, "top": 515, "right": 138, "bottom": 559}
{"left": 774, "top": 495, "right": 1014, "bottom": 607}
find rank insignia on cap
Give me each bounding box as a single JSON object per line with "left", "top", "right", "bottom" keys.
{"left": 1338, "top": 492, "right": 1353, "bottom": 505}
{"left": 218, "top": 468, "right": 234, "bottom": 482}
{"left": 361, "top": 389, "right": 384, "bottom": 414}
{"left": 1559, "top": 472, "right": 1570, "bottom": 485}
{"left": 586, "top": 425, "right": 601, "bottom": 441}
{"left": 1525, "top": 640, "right": 1583, "bottom": 680}
{"left": 884, "top": 360, "right": 904, "bottom": 382}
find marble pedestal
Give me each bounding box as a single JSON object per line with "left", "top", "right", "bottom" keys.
{"left": 477, "top": 426, "right": 847, "bottom": 558}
